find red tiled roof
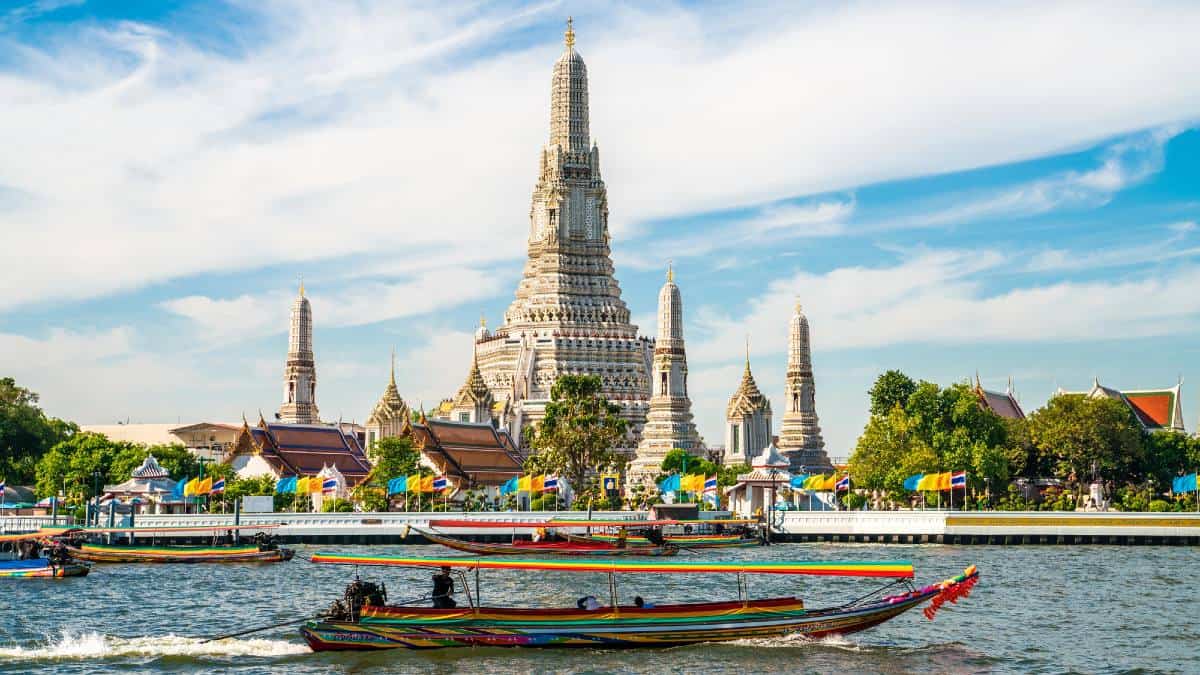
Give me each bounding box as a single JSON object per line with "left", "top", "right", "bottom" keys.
{"left": 978, "top": 389, "right": 1025, "bottom": 420}
{"left": 414, "top": 420, "right": 522, "bottom": 487}
{"left": 1123, "top": 391, "right": 1174, "bottom": 429}
{"left": 236, "top": 423, "right": 372, "bottom": 486}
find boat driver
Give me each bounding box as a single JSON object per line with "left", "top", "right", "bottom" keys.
{"left": 432, "top": 565, "right": 457, "bottom": 608}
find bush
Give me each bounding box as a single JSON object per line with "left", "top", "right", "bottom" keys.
{"left": 321, "top": 498, "right": 354, "bottom": 513}
{"left": 530, "top": 493, "right": 564, "bottom": 511}
{"left": 842, "top": 493, "right": 867, "bottom": 510}
{"left": 1148, "top": 499, "right": 1170, "bottom": 512}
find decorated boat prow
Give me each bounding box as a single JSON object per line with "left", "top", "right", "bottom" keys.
{"left": 299, "top": 554, "right": 979, "bottom": 651}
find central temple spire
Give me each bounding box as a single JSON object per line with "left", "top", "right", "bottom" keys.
{"left": 550, "top": 16, "right": 590, "bottom": 153}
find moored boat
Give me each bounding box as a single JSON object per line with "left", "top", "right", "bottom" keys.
{"left": 416, "top": 528, "right": 678, "bottom": 557}
{"left": 564, "top": 532, "right": 760, "bottom": 549}
{"left": 299, "top": 554, "right": 980, "bottom": 651}
{"left": 0, "top": 558, "right": 90, "bottom": 578}
{"left": 64, "top": 542, "right": 294, "bottom": 564}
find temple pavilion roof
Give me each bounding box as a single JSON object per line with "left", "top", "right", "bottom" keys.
{"left": 727, "top": 357, "right": 771, "bottom": 418}
{"left": 1058, "top": 379, "right": 1186, "bottom": 432}
{"left": 131, "top": 454, "right": 169, "bottom": 479}
{"left": 409, "top": 419, "right": 522, "bottom": 487}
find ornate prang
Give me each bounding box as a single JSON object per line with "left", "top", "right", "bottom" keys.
{"left": 776, "top": 301, "right": 833, "bottom": 473}
{"left": 278, "top": 282, "right": 320, "bottom": 424}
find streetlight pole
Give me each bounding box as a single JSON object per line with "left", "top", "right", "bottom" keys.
{"left": 197, "top": 457, "right": 213, "bottom": 514}
{"left": 91, "top": 470, "right": 103, "bottom": 527}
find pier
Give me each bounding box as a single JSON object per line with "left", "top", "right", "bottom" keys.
{"left": 7, "top": 511, "right": 1196, "bottom": 545}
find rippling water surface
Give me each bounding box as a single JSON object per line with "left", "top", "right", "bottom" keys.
{"left": 1, "top": 544, "right": 1194, "bottom": 674}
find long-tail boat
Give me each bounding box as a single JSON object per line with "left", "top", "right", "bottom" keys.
{"left": 415, "top": 528, "right": 678, "bottom": 557}
{"left": 48, "top": 525, "right": 295, "bottom": 564}
{"left": 0, "top": 531, "right": 90, "bottom": 578}
{"left": 564, "top": 532, "right": 759, "bottom": 549}
{"left": 300, "top": 554, "right": 980, "bottom": 651}
{"left": 425, "top": 518, "right": 760, "bottom": 550}
{"left": 0, "top": 558, "right": 90, "bottom": 578}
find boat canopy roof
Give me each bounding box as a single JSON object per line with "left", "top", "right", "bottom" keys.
{"left": 310, "top": 553, "right": 915, "bottom": 578}
{"left": 428, "top": 519, "right": 678, "bottom": 529}
{"left": 40, "top": 524, "right": 279, "bottom": 536}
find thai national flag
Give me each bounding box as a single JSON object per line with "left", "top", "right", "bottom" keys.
{"left": 543, "top": 476, "right": 559, "bottom": 491}
{"left": 210, "top": 478, "right": 225, "bottom": 494}
{"left": 432, "top": 476, "right": 448, "bottom": 491}
{"left": 835, "top": 475, "right": 850, "bottom": 492}
{"left": 703, "top": 476, "right": 718, "bottom": 493}
{"left": 950, "top": 471, "right": 967, "bottom": 489}
{"left": 0, "top": 480, "right": 5, "bottom": 496}
{"left": 322, "top": 477, "right": 338, "bottom": 492}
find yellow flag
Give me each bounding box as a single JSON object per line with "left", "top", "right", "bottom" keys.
{"left": 197, "top": 477, "right": 212, "bottom": 495}
{"left": 936, "top": 472, "right": 952, "bottom": 490}
{"left": 296, "top": 476, "right": 309, "bottom": 494}
{"left": 309, "top": 477, "right": 323, "bottom": 494}
{"left": 518, "top": 475, "right": 532, "bottom": 492}
{"left": 420, "top": 475, "right": 434, "bottom": 493}
{"left": 916, "top": 474, "right": 938, "bottom": 491}
{"left": 184, "top": 477, "right": 199, "bottom": 496}
{"left": 407, "top": 474, "right": 421, "bottom": 492}
{"left": 687, "top": 474, "right": 705, "bottom": 491}
{"left": 532, "top": 475, "right": 545, "bottom": 492}
{"left": 802, "top": 475, "right": 822, "bottom": 490}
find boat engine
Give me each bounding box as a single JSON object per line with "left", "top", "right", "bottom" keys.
{"left": 326, "top": 580, "right": 388, "bottom": 621}
{"left": 253, "top": 532, "right": 279, "bottom": 551}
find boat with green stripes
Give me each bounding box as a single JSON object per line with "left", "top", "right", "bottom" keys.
{"left": 300, "top": 554, "right": 980, "bottom": 651}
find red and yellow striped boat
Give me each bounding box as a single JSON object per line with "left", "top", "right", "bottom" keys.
{"left": 65, "top": 543, "right": 294, "bottom": 564}
{"left": 300, "top": 554, "right": 980, "bottom": 651}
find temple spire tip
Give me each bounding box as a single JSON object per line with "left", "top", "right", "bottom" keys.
{"left": 565, "top": 16, "right": 575, "bottom": 48}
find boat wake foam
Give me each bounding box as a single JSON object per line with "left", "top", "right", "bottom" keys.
{"left": 726, "top": 633, "right": 863, "bottom": 650}
{"left": 0, "top": 631, "right": 308, "bottom": 661}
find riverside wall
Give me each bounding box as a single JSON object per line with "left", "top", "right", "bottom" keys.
{"left": 4, "top": 511, "right": 1198, "bottom": 545}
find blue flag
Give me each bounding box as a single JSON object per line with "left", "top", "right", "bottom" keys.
{"left": 171, "top": 477, "right": 187, "bottom": 501}
{"left": 499, "top": 476, "right": 518, "bottom": 495}
{"left": 789, "top": 474, "right": 811, "bottom": 489}
{"left": 1172, "top": 473, "right": 1197, "bottom": 494}
{"left": 657, "top": 474, "right": 680, "bottom": 493}
{"left": 387, "top": 476, "right": 407, "bottom": 495}
{"left": 903, "top": 474, "right": 924, "bottom": 491}
{"left": 276, "top": 476, "right": 296, "bottom": 494}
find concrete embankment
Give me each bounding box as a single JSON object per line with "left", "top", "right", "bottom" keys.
{"left": 4, "top": 511, "right": 1198, "bottom": 545}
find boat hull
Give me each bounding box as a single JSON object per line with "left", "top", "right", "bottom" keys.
{"left": 300, "top": 590, "right": 934, "bottom": 651}
{"left": 565, "top": 533, "right": 760, "bottom": 549}
{"left": 65, "top": 544, "right": 295, "bottom": 564}
{"left": 420, "top": 530, "right": 678, "bottom": 557}
{"left": 0, "top": 559, "right": 90, "bottom": 578}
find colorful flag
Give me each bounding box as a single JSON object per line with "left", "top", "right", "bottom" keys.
{"left": 172, "top": 477, "right": 187, "bottom": 500}
{"left": 658, "top": 474, "right": 680, "bottom": 493}
{"left": 531, "top": 475, "right": 545, "bottom": 492}
{"left": 950, "top": 471, "right": 967, "bottom": 489}
{"left": 0, "top": 480, "right": 5, "bottom": 497}
{"left": 420, "top": 475, "right": 434, "bottom": 492}
{"left": 197, "top": 477, "right": 212, "bottom": 495}
{"left": 432, "top": 476, "right": 448, "bottom": 491}
{"left": 1173, "top": 473, "right": 1198, "bottom": 494}
{"left": 916, "top": 474, "right": 939, "bottom": 491}
{"left": 499, "top": 476, "right": 518, "bottom": 495}
{"left": 903, "top": 474, "right": 923, "bottom": 491}
{"left": 322, "top": 477, "right": 338, "bottom": 493}
{"left": 210, "top": 478, "right": 226, "bottom": 494}
{"left": 386, "top": 476, "right": 405, "bottom": 495}
{"left": 543, "top": 475, "right": 559, "bottom": 491}
{"left": 295, "top": 476, "right": 310, "bottom": 494}
{"left": 275, "top": 476, "right": 297, "bottom": 494}
{"left": 184, "top": 477, "right": 200, "bottom": 496}
{"left": 802, "top": 475, "right": 823, "bottom": 490}
{"left": 518, "top": 475, "right": 532, "bottom": 492}
{"left": 835, "top": 475, "right": 850, "bottom": 492}
{"left": 936, "top": 472, "right": 952, "bottom": 490}
{"left": 407, "top": 474, "right": 422, "bottom": 492}
{"left": 703, "top": 475, "right": 718, "bottom": 493}
{"left": 309, "top": 476, "right": 323, "bottom": 494}
{"left": 789, "top": 474, "right": 810, "bottom": 489}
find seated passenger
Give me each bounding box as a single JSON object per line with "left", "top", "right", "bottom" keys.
{"left": 633, "top": 596, "right": 655, "bottom": 609}
{"left": 576, "top": 595, "right": 602, "bottom": 610}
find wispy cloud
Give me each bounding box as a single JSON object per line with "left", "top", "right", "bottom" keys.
{"left": 1025, "top": 221, "right": 1200, "bottom": 273}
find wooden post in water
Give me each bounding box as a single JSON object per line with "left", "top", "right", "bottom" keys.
{"left": 234, "top": 498, "right": 241, "bottom": 544}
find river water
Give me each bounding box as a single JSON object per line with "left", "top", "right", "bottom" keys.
{"left": 0, "top": 543, "right": 1194, "bottom": 674}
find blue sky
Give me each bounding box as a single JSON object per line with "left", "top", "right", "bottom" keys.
{"left": 1, "top": 0, "right": 1199, "bottom": 457}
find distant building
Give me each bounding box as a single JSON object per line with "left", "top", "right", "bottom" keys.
{"left": 973, "top": 375, "right": 1026, "bottom": 420}
{"left": 80, "top": 422, "right": 241, "bottom": 462}
{"left": 278, "top": 281, "right": 320, "bottom": 424}
{"left": 404, "top": 418, "right": 523, "bottom": 496}
{"left": 226, "top": 415, "right": 372, "bottom": 486}
{"left": 725, "top": 346, "right": 773, "bottom": 466}
{"left": 100, "top": 454, "right": 182, "bottom": 514}
{"left": 775, "top": 302, "right": 833, "bottom": 473}
{"left": 1058, "top": 378, "right": 1186, "bottom": 433}
{"left": 364, "top": 351, "right": 412, "bottom": 448}
{"left": 724, "top": 443, "right": 793, "bottom": 517}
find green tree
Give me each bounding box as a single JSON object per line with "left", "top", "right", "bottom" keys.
{"left": 1141, "top": 432, "right": 1199, "bottom": 489}
{"left": 367, "top": 436, "right": 421, "bottom": 481}
{"left": 1027, "top": 395, "right": 1144, "bottom": 485}
{"left": 108, "top": 443, "right": 201, "bottom": 483}
{"left": 848, "top": 406, "right": 939, "bottom": 499}
{"left": 0, "top": 377, "right": 77, "bottom": 484}
{"left": 34, "top": 432, "right": 135, "bottom": 503}
{"left": 868, "top": 370, "right": 918, "bottom": 417}
{"left": 524, "top": 375, "right": 628, "bottom": 500}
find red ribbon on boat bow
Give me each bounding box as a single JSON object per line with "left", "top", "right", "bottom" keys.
{"left": 923, "top": 565, "right": 980, "bottom": 621}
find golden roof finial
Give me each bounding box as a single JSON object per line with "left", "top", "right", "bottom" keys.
{"left": 745, "top": 334, "right": 751, "bottom": 368}
{"left": 667, "top": 260, "right": 674, "bottom": 283}
{"left": 794, "top": 296, "right": 802, "bottom": 314}
{"left": 480, "top": 312, "right": 487, "bottom": 328}
{"left": 389, "top": 346, "right": 396, "bottom": 386}
{"left": 564, "top": 16, "right": 575, "bottom": 49}
{"left": 299, "top": 273, "right": 305, "bottom": 297}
